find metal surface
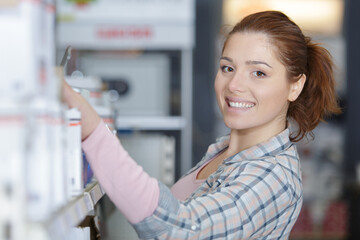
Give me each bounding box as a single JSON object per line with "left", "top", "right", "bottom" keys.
{"left": 60, "top": 45, "right": 72, "bottom": 67}
{"left": 180, "top": 49, "right": 193, "bottom": 176}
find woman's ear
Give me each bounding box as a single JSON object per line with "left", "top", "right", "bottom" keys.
{"left": 288, "top": 74, "right": 306, "bottom": 102}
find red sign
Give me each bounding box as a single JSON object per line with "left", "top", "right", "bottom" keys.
{"left": 96, "top": 26, "right": 153, "bottom": 40}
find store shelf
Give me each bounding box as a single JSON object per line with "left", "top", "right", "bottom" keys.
{"left": 116, "top": 116, "right": 187, "bottom": 131}
{"left": 43, "top": 181, "right": 105, "bottom": 239}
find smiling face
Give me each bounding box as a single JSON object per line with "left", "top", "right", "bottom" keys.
{"left": 215, "top": 32, "right": 300, "bottom": 138}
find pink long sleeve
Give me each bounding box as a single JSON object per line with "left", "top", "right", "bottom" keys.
{"left": 82, "top": 121, "right": 160, "bottom": 224}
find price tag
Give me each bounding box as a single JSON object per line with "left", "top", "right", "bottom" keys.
{"left": 91, "top": 184, "right": 103, "bottom": 204}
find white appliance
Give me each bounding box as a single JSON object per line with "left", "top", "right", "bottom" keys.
{"left": 79, "top": 53, "right": 171, "bottom": 116}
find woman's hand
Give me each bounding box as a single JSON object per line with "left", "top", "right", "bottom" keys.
{"left": 61, "top": 75, "right": 101, "bottom": 141}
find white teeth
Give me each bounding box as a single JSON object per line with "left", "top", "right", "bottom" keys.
{"left": 229, "top": 101, "right": 254, "bottom": 108}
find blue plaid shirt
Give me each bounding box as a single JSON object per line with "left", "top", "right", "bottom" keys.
{"left": 133, "top": 128, "right": 303, "bottom": 239}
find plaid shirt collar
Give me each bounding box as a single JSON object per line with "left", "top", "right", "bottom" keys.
{"left": 203, "top": 128, "right": 291, "bottom": 165}
{"left": 225, "top": 128, "right": 292, "bottom": 165}
{"left": 186, "top": 128, "right": 292, "bottom": 177}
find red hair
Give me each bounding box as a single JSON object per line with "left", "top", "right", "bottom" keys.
{"left": 223, "top": 11, "right": 341, "bottom": 142}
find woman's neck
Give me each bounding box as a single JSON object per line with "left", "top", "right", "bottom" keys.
{"left": 227, "top": 120, "right": 286, "bottom": 156}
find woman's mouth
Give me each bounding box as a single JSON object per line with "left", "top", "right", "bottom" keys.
{"left": 228, "top": 101, "right": 255, "bottom": 108}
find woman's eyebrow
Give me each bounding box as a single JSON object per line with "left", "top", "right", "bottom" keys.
{"left": 246, "top": 60, "right": 272, "bottom": 68}
{"left": 220, "top": 56, "right": 233, "bottom": 62}
{"left": 220, "top": 57, "right": 272, "bottom": 69}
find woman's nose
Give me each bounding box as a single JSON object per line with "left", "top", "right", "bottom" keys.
{"left": 227, "top": 73, "right": 246, "bottom": 93}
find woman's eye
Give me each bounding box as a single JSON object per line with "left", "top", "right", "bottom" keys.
{"left": 252, "top": 71, "right": 266, "bottom": 77}
{"left": 221, "top": 66, "right": 234, "bottom": 73}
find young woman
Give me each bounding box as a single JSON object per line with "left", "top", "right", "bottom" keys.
{"left": 63, "top": 10, "right": 340, "bottom": 239}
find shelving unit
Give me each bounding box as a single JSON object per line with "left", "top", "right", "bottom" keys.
{"left": 0, "top": 1, "right": 198, "bottom": 239}
{"left": 1, "top": 1, "right": 109, "bottom": 239}
{"left": 28, "top": 181, "right": 105, "bottom": 240}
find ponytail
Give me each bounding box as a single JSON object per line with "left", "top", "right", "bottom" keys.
{"left": 288, "top": 38, "right": 342, "bottom": 142}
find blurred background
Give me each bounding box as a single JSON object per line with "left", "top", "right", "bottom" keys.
{"left": 2, "top": 0, "right": 360, "bottom": 239}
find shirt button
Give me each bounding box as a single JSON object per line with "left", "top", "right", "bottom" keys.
{"left": 191, "top": 225, "right": 197, "bottom": 231}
